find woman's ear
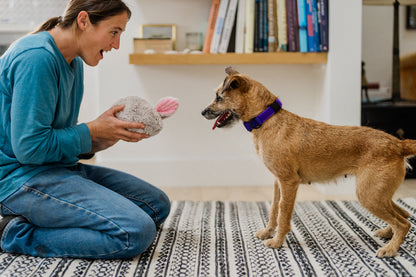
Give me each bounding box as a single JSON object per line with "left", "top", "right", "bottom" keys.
{"left": 77, "top": 11, "right": 90, "bottom": 31}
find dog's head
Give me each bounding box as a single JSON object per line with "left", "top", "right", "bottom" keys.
{"left": 201, "top": 67, "right": 252, "bottom": 130}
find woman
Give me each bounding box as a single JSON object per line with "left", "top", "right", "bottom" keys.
{"left": 0, "top": 0, "right": 170, "bottom": 259}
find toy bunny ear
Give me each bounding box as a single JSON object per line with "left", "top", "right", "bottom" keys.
{"left": 155, "top": 97, "right": 179, "bottom": 118}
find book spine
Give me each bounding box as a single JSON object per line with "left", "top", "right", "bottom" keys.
{"left": 210, "top": 0, "right": 230, "bottom": 53}
{"left": 277, "top": 0, "right": 287, "bottom": 51}
{"left": 306, "top": 0, "right": 320, "bottom": 52}
{"left": 311, "top": 0, "right": 320, "bottom": 51}
{"left": 317, "top": 0, "right": 328, "bottom": 52}
{"left": 244, "top": 0, "right": 255, "bottom": 53}
{"left": 286, "top": 0, "right": 298, "bottom": 52}
{"left": 262, "top": 0, "right": 268, "bottom": 52}
{"left": 254, "top": 0, "right": 260, "bottom": 52}
{"left": 267, "top": 0, "right": 278, "bottom": 52}
{"left": 297, "top": 0, "right": 308, "bottom": 52}
{"left": 219, "top": 0, "right": 239, "bottom": 53}
{"left": 235, "top": 0, "right": 247, "bottom": 53}
{"left": 203, "top": 0, "right": 221, "bottom": 53}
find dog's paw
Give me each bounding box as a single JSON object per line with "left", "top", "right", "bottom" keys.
{"left": 255, "top": 229, "right": 274, "bottom": 240}
{"left": 375, "top": 227, "right": 393, "bottom": 239}
{"left": 376, "top": 245, "right": 398, "bottom": 258}
{"left": 264, "top": 238, "right": 284, "bottom": 249}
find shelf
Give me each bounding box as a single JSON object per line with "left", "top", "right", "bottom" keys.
{"left": 129, "top": 52, "right": 328, "bottom": 65}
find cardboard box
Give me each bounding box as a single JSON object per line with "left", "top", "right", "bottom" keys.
{"left": 133, "top": 38, "right": 173, "bottom": 53}
{"left": 401, "top": 52, "right": 416, "bottom": 100}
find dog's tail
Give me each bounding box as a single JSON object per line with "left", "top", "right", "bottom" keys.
{"left": 401, "top": 139, "right": 416, "bottom": 157}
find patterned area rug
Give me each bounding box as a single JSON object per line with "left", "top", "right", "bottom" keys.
{"left": 0, "top": 199, "right": 415, "bottom": 276}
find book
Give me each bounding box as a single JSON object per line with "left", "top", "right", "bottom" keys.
{"left": 202, "top": 0, "right": 221, "bottom": 53}
{"left": 267, "top": 0, "right": 278, "bottom": 52}
{"left": 254, "top": 0, "right": 260, "bottom": 52}
{"left": 297, "top": 0, "right": 307, "bottom": 52}
{"left": 277, "top": 0, "right": 288, "bottom": 51}
{"left": 317, "top": 0, "right": 328, "bottom": 52}
{"left": 219, "top": 0, "right": 238, "bottom": 53}
{"left": 286, "top": 0, "right": 299, "bottom": 52}
{"left": 305, "top": 0, "right": 320, "bottom": 52}
{"left": 244, "top": 0, "right": 255, "bottom": 53}
{"left": 235, "top": 0, "right": 246, "bottom": 53}
{"left": 227, "top": 17, "right": 237, "bottom": 52}
{"left": 262, "top": 0, "right": 268, "bottom": 52}
{"left": 210, "top": 0, "right": 230, "bottom": 53}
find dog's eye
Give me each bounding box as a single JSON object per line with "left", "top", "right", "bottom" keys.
{"left": 216, "top": 94, "right": 222, "bottom": 102}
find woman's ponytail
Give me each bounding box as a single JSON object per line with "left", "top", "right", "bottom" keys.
{"left": 32, "top": 17, "right": 61, "bottom": 34}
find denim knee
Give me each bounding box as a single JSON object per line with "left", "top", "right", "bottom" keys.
{"left": 117, "top": 215, "right": 157, "bottom": 259}
{"left": 156, "top": 191, "right": 171, "bottom": 226}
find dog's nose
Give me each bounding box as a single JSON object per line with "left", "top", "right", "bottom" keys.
{"left": 201, "top": 109, "right": 207, "bottom": 116}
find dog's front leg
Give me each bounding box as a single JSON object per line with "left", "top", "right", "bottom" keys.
{"left": 256, "top": 179, "right": 280, "bottom": 240}
{"left": 265, "top": 180, "right": 299, "bottom": 249}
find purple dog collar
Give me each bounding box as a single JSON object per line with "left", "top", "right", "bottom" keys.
{"left": 243, "top": 99, "right": 282, "bottom": 132}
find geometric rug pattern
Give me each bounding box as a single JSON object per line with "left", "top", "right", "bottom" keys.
{"left": 0, "top": 199, "right": 415, "bottom": 276}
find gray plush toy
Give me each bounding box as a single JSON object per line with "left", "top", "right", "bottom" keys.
{"left": 114, "top": 96, "right": 178, "bottom": 137}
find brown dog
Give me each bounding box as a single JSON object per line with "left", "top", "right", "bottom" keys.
{"left": 201, "top": 67, "right": 414, "bottom": 258}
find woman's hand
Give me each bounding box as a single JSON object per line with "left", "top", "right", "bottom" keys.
{"left": 86, "top": 105, "right": 148, "bottom": 153}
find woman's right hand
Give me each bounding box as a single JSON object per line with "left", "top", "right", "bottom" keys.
{"left": 86, "top": 105, "right": 149, "bottom": 153}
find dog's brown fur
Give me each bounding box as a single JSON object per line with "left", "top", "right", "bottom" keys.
{"left": 201, "top": 67, "right": 415, "bottom": 258}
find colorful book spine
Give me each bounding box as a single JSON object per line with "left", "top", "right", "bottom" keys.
{"left": 305, "top": 0, "right": 320, "bottom": 52}
{"left": 297, "top": 0, "right": 308, "bottom": 52}
{"left": 277, "top": 0, "right": 288, "bottom": 51}
{"left": 262, "top": 0, "right": 268, "bottom": 52}
{"left": 317, "top": 0, "right": 328, "bottom": 52}
{"left": 286, "top": 0, "right": 298, "bottom": 52}
{"left": 254, "top": 0, "right": 260, "bottom": 52}
{"left": 210, "top": 0, "right": 230, "bottom": 53}
{"left": 267, "top": 0, "right": 278, "bottom": 52}
{"left": 203, "top": 0, "right": 221, "bottom": 53}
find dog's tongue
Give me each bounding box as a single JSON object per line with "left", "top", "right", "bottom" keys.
{"left": 212, "top": 112, "right": 228, "bottom": 130}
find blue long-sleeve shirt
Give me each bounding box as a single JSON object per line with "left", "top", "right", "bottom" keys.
{"left": 0, "top": 31, "right": 92, "bottom": 201}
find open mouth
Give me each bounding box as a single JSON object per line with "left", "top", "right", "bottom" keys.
{"left": 100, "top": 50, "right": 104, "bottom": 59}
{"left": 212, "top": 111, "right": 236, "bottom": 130}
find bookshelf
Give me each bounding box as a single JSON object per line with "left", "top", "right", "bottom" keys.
{"left": 129, "top": 52, "right": 327, "bottom": 65}
{"left": 129, "top": 0, "right": 328, "bottom": 66}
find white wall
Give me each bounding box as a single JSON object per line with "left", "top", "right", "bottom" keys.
{"left": 79, "top": 0, "right": 362, "bottom": 188}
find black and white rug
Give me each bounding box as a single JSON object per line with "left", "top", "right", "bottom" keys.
{"left": 0, "top": 199, "right": 415, "bottom": 276}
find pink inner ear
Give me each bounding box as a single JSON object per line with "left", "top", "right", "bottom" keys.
{"left": 155, "top": 97, "right": 179, "bottom": 116}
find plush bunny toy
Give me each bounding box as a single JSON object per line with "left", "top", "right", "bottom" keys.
{"left": 114, "top": 96, "right": 178, "bottom": 137}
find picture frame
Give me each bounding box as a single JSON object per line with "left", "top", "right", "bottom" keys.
{"left": 139, "top": 24, "right": 177, "bottom": 50}
{"left": 406, "top": 6, "right": 416, "bottom": 30}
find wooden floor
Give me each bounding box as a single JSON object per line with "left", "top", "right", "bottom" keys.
{"left": 162, "top": 179, "right": 416, "bottom": 202}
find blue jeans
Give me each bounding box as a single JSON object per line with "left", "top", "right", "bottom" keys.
{"left": 0, "top": 163, "right": 170, "bottom": 259}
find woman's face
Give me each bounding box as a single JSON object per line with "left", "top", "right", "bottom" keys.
{"left": 78, "top": 11, "right": 129, "bottom": 66}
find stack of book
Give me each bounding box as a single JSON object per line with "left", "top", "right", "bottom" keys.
{"left": 202, "top": 0, "right": 328, "bottom": 54}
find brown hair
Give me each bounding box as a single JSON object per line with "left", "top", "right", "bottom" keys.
{"left": 33, "top": 0, "right": 131, "bottom": 34}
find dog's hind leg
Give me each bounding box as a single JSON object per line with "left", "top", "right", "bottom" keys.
{"left": 256, "top": 179, "right": 280, "bottom": 240}
{"left": 356, "top": 164, "right": 411, "bottom": 257}
{"left": 374, "top": 202, "right": 410, "bottom": 239}
{"left": 264, "top": 177, "right": 300, "bottom": 249}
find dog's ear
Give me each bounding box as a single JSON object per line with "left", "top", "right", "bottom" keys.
{"left": 222, "top": 75, "right": 247, "bottom": 92}
{"left": 225, "top": 66, "right": 239, "bottom": 75}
